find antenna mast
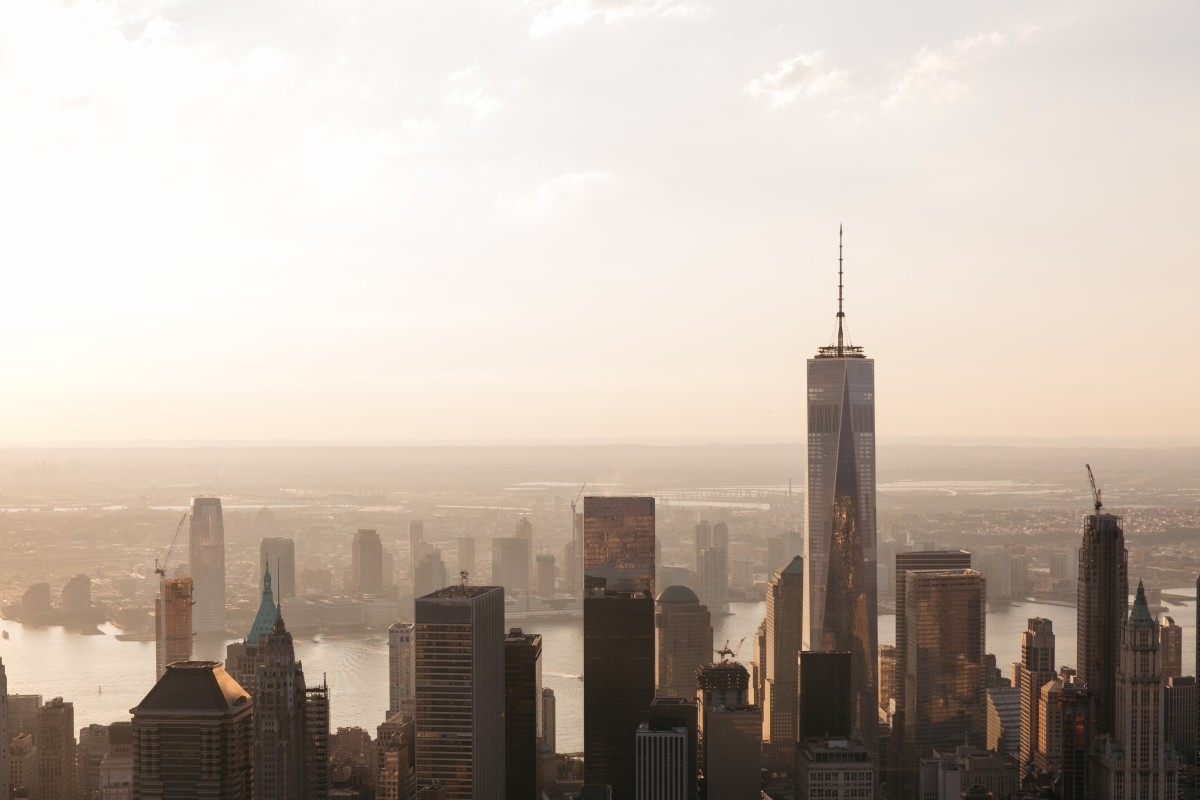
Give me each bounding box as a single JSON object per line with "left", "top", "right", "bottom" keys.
{"left": 1086, "top": 464, "right": 1103, "bottom": 512}
{"left": 836, "top": 224, "right": 845, "bottom": 356}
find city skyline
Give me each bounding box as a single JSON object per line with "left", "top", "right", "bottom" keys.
{"left": 1, "top": 1, "right": 1196, "bottom": 444}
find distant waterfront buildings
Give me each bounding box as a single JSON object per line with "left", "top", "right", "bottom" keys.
{"left": 414, "top": 584, "right": 504, "bottom": 800}
{"left": 654, "top": 585, "right": 713, "bottom": 700}
{"left": 189, "top": 497, "right": 226, "bottom": 635}
{"left": 805, "top": 232, "right": 878, "bottom": 749}
{"left": 353, "top": 529, "right": 384, "bottom": 595}
{"left": 260, "top": 537, "right": 297, "bottom": 599}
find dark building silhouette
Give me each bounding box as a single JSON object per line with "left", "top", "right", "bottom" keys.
{"left": 131, "top": 661, "right": 253, "bottom": 799}
{"left": 353, "top": 529, "right": 384, "bottom": 595}
{"left": 696, "top": 662, "right": 761, "bottom": 800}
{"left": 414, "top": 584, "right": 505, "bottom": 800}
{"left": 583, "top": 496, "right": 656, "bottom": 799}
{"left": 305, "top": 681, "right": 330, "bottom": 800}
{"left": 1055, "top": 674, "right": 1091, "bottom": 800}
{"left": 260, "top": 538, "right": 297, "bottom": 599}
{"left": 61, "top": 574, "right": 91, "bottom": 621}
{"left": 377, "top": 713, "right": 417, "bottom": 800}
{"left": 189, "top": 497, "right": 227, "bottom": 635}
{"left": 798, "top": 651, "right": 852, "bottom": 740}
{"left": 505, "top": 628, "right": 543, "bottom": 800}
{"left": 36, "top": 697, "right": 74, "bottom": 800}
{"left": 1076, "top": 504, "right": 1127, "bottom": 737}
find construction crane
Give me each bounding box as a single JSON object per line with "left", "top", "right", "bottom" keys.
{"left": 570, "top": 483, "right": 587, "bottom": 521}
{"left": 154, "top": 513, "right": 189, "bottom": 577}
{"left": 1086, "top": 464, "right": 1103, "bottom": 513}
{"left": 714, "top": 637, "right": 746, "bottom": 663}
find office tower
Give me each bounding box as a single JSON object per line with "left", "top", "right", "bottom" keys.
{"left": 539, "top": 688, "right": 558, "bottom": 791}
{"left": 797, "top": 651, "right": 852, "bottom": 740}
{"left": 762, "top": 555, "right": 803, "bottom": 776}
{"left": 1076, "top": 493, "right": 1128, "bottom": 738}
{"left": 260, "top": 537, "right": 297, "bottom": 598}
{"left": 21, "top": 582, "right": 53, "bottom": 622}
{"left": 225, "top": 564, "right": 281, "bottom": 688}
{"left": 693, "top": 521, "right": 729, "bottom": 615}
{"left": 305, "top": 680, "right": 331, "bottom": 800}
{"left": 9, "top": 732, "right": 36, "bottom": 798}
{"left": 504, "top": 629, "right": 543, "bottom": 800}
{"left": 696, "top": 661, "right": 761, "bottom": 800}
{"left": 254, "top": 615, "right": 308, "bottom": 800}
{"left": 562, "top": 540, "right": 576, "bottom": 595}
{"left": 0, "top": 660, "right": 6, "bottom": 800}
{"left": 535, "top": 553, "right": 556, "bottom": 596}
{"left": 414, "top": 584, "right": 505, "bottom": 800}
{"left": 131, "top": 662, "right": 252, "bottom": 799}
{"left": 1165, "top": 676, "right": 1196, "bottom": 768}
{"left": 62, "top": 574, "right": 91, "bottom": 620}
{"left": 894, "top": 550, "right": 972, "bottom": 711}
{"left": 7, "top": 694, "right": 41, "bottom": 740}
{"left": 388, "top": 622, "right": 415, "bottom": 719}
{"left": 491, "top": 537, "right": 531, "bottom": 593}
{"left": 377, "top": 714, "right": 417, "bottom": 800}
{"left": 635, "top": 698, "right": 697, "bottom": 800}
{"left": 1096, "top": 581, "right": 1176, "bottom": 799}
{"left": 805, "top": 232, "right": 877, "bottom": 748}
{"left": 457, "top": 536, "right": 476, "bottom": 577}
{"left": 155, "top": 576, "right": 193, "bottom": 680}
{"left": 796, "top": 738, "right": 874, "bottom": 800}
{"left": 1160, "top": 616, "right": 1183, "bottom": 679}
{"left": 878, "top": 644, "right": 899, "bottom": 710}
{"left": 1034, "top": 666, "right": 1076, "bottom": 773}
{"left": 414, "top": 550, "right": 448, "bottom": 598}
{"left": 189, "top": 496, "right": 227, "bottom": 635}
{"left": 1015, "top": 617, "right": 1055, "bottom": 768}
{"left": 986, "top": 686, "right": 1020, "bottom": 756}
{"left": 409, "top": 521, "right": 425, "bottom": 580}
{"left": 36, "top": 697, "right": 75, "bottom": 800}
{"left": 655, "top": 585, "right": 713, "bottom": 699}
{"left": 353, "top": 529, "right": 385, "bottom": 595}
{"left": 583, "top": 496, "right": 656, "bottom": 799}
{"left": 694, "top": 521, "right": 712, "bottom": 574}
{"left": 96, "top": 721, "right": 133, "bottom": 800}
{"left": 903, "top": 569, "right": 986, "bottom": 781}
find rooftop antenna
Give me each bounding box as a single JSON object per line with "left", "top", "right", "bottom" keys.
{"left": 460, "top": 570, "right": 470, "bottom": 588}
{"left": 837, "top": 223, "right": 845, "bottom": 357}
{"left": 1086, "top": 464, "right": 1103, "bottom": 512}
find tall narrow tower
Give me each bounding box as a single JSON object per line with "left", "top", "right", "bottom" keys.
{"left": 1076, "top": 467, "right": 1128, "bottom": 738}
{"left": 1016, "top": 618, "right": 1056, "bottom": 769}
{"left": 805, "top": 228, "right": 878, "bottom": 748}
{"left": 189, "top": 497, "right": 227, "bottom": 635}
{"left": 155, "top": 576, "right": 193, "bottom": 679}
{"left": 762, "top": 555, "right": 804, "bottom": 777}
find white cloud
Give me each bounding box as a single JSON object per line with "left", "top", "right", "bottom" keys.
{"left": 527, "top": 0, "right": 709, "bottom": 36}
{"left": 882, "top": 32, "right": 1006, "bottom": 109}
{"left": 743, "top": 52, "right": 849, "bottom": 110}
{"left": 496, "top": 171, "right": 614, "bottom": 215}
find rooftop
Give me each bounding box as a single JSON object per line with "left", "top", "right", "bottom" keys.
{"left": 132, "top": 661, "right": 250, "bottom": 716}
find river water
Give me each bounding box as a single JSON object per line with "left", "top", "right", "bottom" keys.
{"left": 1, "top": 592, "right": 1193, "bottom": 754}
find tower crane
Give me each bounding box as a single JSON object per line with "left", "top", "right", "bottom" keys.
{"left": 155, "top": 513, "right": 189, "bottom": 577}
{"left": 1086, "top": 464, "right": 1103, "bottom": 513}
{"left": 570, "top": 483, "right": 587, "bottom": 522}
{"left": 714, "top": 637, "right": 746, "bottom": 663}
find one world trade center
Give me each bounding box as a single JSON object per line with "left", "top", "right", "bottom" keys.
{"left": 805, "top": 227, "right": 878, "bottom": 749}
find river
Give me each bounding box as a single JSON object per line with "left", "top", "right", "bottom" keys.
{"left": 1, "top": 591, "right": 1193, "bottom": 754}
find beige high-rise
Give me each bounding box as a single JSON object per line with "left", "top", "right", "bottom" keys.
{"left": 655, "top": 586, "right": 713, "bottom": 699}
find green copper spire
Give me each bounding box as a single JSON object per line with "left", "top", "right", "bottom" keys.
{"left": 1130, "top": 579, "right": 1153, "bottom": 625}
{"left": 247, "top": 562, "right": 280, "bottom": 645}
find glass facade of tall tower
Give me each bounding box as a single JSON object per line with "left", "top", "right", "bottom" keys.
{"left": 189, "top": 497, "right": 226, "bottom": 635}
{"left": 806, "top": 339, "right": 877, "bottom": 747}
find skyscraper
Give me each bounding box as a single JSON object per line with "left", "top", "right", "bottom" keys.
{"left": 761, "top": 555, "right": 803, "bottom": 776}
{"left": 655, "top": 585, "right": 713, "bottom": 699}
{"left": 1159, "top": 616, "right": 1183, "bottom": 679}
{"left": 131, "top": 662, "right": 253, "bottom": 800}
{"left": 61, "top": 574, "right": 91, "bottom": 621}
{"left": 535, "top": 553, "right": 556, "bottom": 596}
{"left": 505, "top": 628, "right": 543, "bottom": 800}
{"left": 583, "top": 496, "right": 656, "bottom": 799}
{"left": 635, "top": 698, "right": 697, "bottom": 800}
{"left": 155, "top": 576, "right": 193, "bottom": 680}
{"left": 388, "top": 622, "right": 415, "bottom": 719}
{"left": 903, "top": 569, "right": 986, "bottom": 785}
{"left": 1015, "top": 617, "right": 1056, "bottom": 769}
{"left": 253, "top": 615, "right": 308, "bottom": 800}
{"left": 1096, "top": 581, "right": 1176, "bottom": 799}
{"left": 305, "top": 680, "right": 331, "bottom": 800}
{"left": 353, "top": 529, "right": 384, "bottom": 595}
{"left": 36, "top": 697, "right": 75, "bottom": 800}
{"left": 805, "top": 230, "right": 877, "bottom": 747}
{"left": 377, "top": 714, "right": 417, "bottom": 800}
{"left": 260, "top": 537, "right": 297, "bottom": 599}
{"left": 414, "top": 584, "right": 505, "bottom": 800}
{"left": 1077, "top": 488, "right": 1128, "bottom": 738}
{"left": 457, "top": 536, "right": 476, "bottom": 577}
{"left": 696, "top": 661, "right": 761, "bottom": 800}
{"left": 694, "top": 521, "right": 729, "bottom": 615}
{"left": 189, "top": 496, "right": 226, "bottom": 635}
{"left": 0, "top": 659, "right": 7, "bottom": 800}
{"left": 893, "top": 550, "right": 972, "bottom": 713}
{"left": 797, "top": 650, "right": 852, "bottom": 741}
{"left": 491, "top": 537, "right": 531, "bottom": 594}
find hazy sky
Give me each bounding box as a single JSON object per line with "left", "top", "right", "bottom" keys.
{"left": 1, "top": 0, "right": 1196, "bottom": 443}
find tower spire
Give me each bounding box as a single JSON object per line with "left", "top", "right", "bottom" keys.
{"left": 837, "top": 223, "right": 845, "bottom": 357}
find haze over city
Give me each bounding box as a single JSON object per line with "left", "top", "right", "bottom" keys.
{"left": 2, "top": 0, "right": 1197, "bottom": 443}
